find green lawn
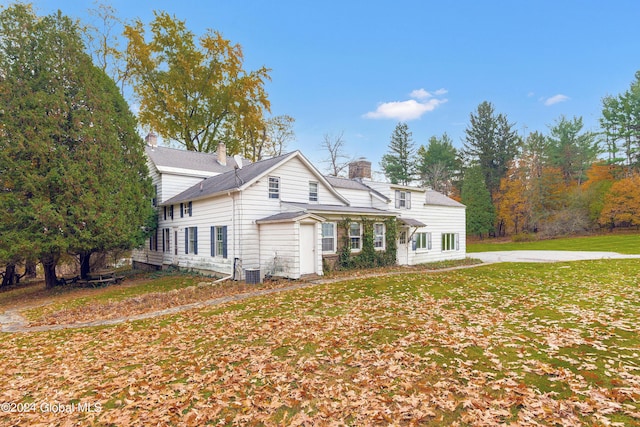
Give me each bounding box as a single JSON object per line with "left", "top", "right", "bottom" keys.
{"left": 467, "top": 233, "right": 640, "bottom": 254}
{"left": 1, "top": 259, "right": 639, "bottom": 425}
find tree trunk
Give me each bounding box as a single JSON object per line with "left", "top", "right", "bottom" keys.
{"left": 1, "top": 264, "right": 17, "bottom": 287}
{"left": 79, "top": 251, "right": 92, "bottom": 280}
{"left": 25, "top": 259, "right": 37, "bottom": 278}
{"left": 41, "top": 253, "right": 59, "bottom": 289}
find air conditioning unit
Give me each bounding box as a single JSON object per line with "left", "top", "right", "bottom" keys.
{"left": 245, "top": 268, "right": 261, "bottom": 284}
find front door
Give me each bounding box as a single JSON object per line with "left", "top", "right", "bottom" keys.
{"left": 397, "top": 228, "right": 409, "bottom": 265}
{"left": 300, "top": 223, "right": 316, "bottom": 275}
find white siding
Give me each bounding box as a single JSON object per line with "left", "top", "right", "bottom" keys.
{"left": 275, "top": 157, "right": 345, "bottom": 205}
{"left": 259, "top": 222, "right": 299, "bottom": 278}
{"left": 334, "top": 188, "right": 372, "bottom": 207}
{"left": 160, "top": 174, "right": 205, "bottom": 203}
{"left": 407, "top": 205, "right": 466, "bottom": 264}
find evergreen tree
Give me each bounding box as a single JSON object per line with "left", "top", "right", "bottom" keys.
{"left": 380, "top": 122, "right": 415, "bottom": 185}
{"left": 461, "top": 166, "right": 495, "bottom": 238}
{"left": 416, "top": 133, "right": 460, "bottom": 194}
{"left": 463, "top": 101, "right": 520, "bottom": 196}
{"left": 546, "top": 116, "right": 599, "bottom": 185}
{"left": 0, "top": 5, "right": 154, "bottom": 288}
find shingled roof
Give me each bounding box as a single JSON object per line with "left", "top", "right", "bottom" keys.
{"left": 163, "top": 152, "right": 292, "bottom": 205}
{"left": 145, "top": 145, "right": 243, "bottom": 176}
{"left": 324, "top": 176, "right": 390, "bottom": 202}
{"left": 424, "top": 190, "right": 465, "bottom": 207}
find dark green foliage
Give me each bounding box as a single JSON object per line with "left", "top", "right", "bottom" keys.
{"left": 416, "top": 133, "right": 461, "bottom": 194}
{"left": 546, "top": 116, "right": 599, "bottom": 185}
{"left": 463, "top": 101, "right": 520, "bottom": 196}
{"left": 336, "top": 218, "right": 397, "bottom": 270}
{"left": 380, "top": 122, "right": 416, "bottom": 185}
{"left": 0, "top": 4, "right": 155, "bottom": 287}
{"left": 461, "top": 166, "right": 495, "bottom": 238}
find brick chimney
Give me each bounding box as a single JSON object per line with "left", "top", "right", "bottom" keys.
{"left": 145, "top": 131, "right": 158, "bottom": 147}
{"left": 217, "top": 142, "right": 227, "bottom": 166}
{"left": 349, "top": 159, "right": 372, "bottom": 180}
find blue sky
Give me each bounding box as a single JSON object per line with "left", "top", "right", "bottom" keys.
{"left": 21, "top": 0, "right": 640, "bottom": 173}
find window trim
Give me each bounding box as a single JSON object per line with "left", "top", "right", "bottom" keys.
{"left": 309, "top": 181, "right": 319, "bottom": 202}
{"left": 349, "top": 222, "right": 362, "bottom": 252}
{"left": 373, "top": 223, "right": 385, "bottom": 250}
{"left": 395, "top": 190, "right": 412, "bottom": 209}
{"left": 321, "top": 222, "right": 336, "bottom": 253}
{"left": 185, "top": 227, "right": 198, "bottom": 255}
{"left": 268, "top": 176, "right": 280, "bottom": 199}
{"left": 414, "top": 231, "right": 432, "bottom": 251}
{"left": 441, "top": 232, "right": 459, "bottom": 252}
{"left": 210, "top": 225, "right": 228, "bottom": 258}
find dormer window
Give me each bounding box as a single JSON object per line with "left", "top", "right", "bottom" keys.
{"left": 268, "top": 176, "right": 280, "bottom": 199}
{"left": 395, "top": 190, "right": 411, "bottom": 209}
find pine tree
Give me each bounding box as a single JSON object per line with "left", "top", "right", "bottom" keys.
{"left": 463, "top": 101, "right": 520, "bottom": 196}
{"left": 461, "top": 166, "right": 495, "bottom": 238}
{"left": 380, "top": 122, "right": 416, "bottom": 185}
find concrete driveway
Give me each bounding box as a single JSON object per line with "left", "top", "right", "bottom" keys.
{"left": 471, "top": 250, "right": 640, "bottom": 263}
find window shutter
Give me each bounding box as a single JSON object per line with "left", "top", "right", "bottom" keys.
{"left": 163, "top": 206, "right": 167, "bottom": 220}
{"left": 185, "top": 228, "right": 189, "bottom": 254}
{"left": 222, "top": 226, "right": 228, "bottom": 258}
{"left": 428, "top": 232, "right": 432, "bottom": 250}
{"left": 211, "top": 226, "right": 215, "bottom": 257}
{"left": 170, "top": 205, "right": 174, "bottom": 219}
{"left": 180, "top": 203, "right": 184, "bottom": 218}
{"left": 188, "top": 201, "right": 192, "bottom": 216}
{"left": 455, "top": 233, "right": 459, "bottom": 251}
{"left": 162, "top": 229, "right": 165, "bottom": 252}
{"left": 407, "top": 192, "right": 411, "bottom": 209}
{"left": 395, "top": 190, "right": 400, "bottom": 208}
{"left": 194, "top": 227, "right": 198, "bottom": 254}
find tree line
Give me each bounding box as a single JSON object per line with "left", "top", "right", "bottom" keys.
{"left": 379, "top": 85, "right": 640, "bottom": 239}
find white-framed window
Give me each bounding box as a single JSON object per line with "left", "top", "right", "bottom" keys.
{"left": 321, "top": 222, "right": 336, "bottom": 253}
{"left": 210, "top": 226, "right": 228, "bottom": 258}
{"left": 163, "top": 228, "right": 171, "bottom": 253}
{"left": 309, "top": 181, "right": 318, "bottom": 202}
{"left": 268, "top": 176, "right": 280, "bottom": 199}
{"left": 441, "top": 233, "right": 459, "bottom": 251}
{"left": 415, "top": 232, "right": 432, "bottom": 250}
{"left": 374, "top": 223, "right": 385, "bottom": 250}
{"left": 399, "top": 230, "right": 407, "bottom": 245}
{"left": 395, "top": 190, "right": 412, "bottom": 209}
{"left": 349, "top": 222, "right": 361, "bottom": 251}
{"left": 186, "top": 227, "right": 198, "bottom": 254}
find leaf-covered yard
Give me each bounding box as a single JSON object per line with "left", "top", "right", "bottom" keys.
{"left": 1, "top": 260, "right": 639, "bottom": 426}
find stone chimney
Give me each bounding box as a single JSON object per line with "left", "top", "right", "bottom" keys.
{"left": 217, "top": 142, "right": 227, "bottom": 166}
{"left": 349, "top": 158, "right": 372, "bottom": 180}
{"left": 145, "top": 131, "right": 158, "bottom": 147}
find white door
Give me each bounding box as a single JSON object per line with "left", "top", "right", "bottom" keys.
{"left": 397, "top": 228, "right": 409, "bottom": 265}
{"left": 300, "top": 223, "right": 316, "bottom": 275}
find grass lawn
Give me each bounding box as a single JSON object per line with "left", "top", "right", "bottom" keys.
{"left": 468, "top": 233, "right": 640, "bottom": 254}
{"left": 1, "top": 260, "right": 640, "bottom": 425}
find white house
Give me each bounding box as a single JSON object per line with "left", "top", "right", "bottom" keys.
{"left": 133, "top": 140, "right": 466, "bottom": 281}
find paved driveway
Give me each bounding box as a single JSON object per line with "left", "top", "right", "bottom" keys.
{"left": 471, "top": 250, "right": 640, "bottom": 263}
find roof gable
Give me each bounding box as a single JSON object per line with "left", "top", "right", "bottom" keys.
{"left": 163, "top": 151, "right": 350, "bottom": 205}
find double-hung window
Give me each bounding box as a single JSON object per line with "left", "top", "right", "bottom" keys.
{"left": 309, "top": 181, "right": 318, "bottom": 202}
{"left": 163, "top": 228, "right": 171, "bottom": 253}
{"left": 185, "top": 227, "right": 198, "bottom": 254}
{"left": 395, "top": 190, "right": 411, "bottom": 209}
{"left": 374, "top": 223, "right": 385, "bottom": 250}
{"left": 268, "top": 176, "right": 280, "bottom": 199}
{"left": 349, "top": 222, "right": 362, "bottom": 251}
{"left": 321, "top": 222, "right": 336, "bottom": 253}
{"left": 210, "top": 226, "right": 228, "bottom": 258}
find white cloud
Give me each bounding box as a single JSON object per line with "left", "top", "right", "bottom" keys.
{"left": 544, "top": 94, "right": 569, "bottom": 106}
{"left": 363, "top": 98, "right": 447, "bottom": 121}
{"left": 409, "top": 88, "right": 448, "bottom": 100}
{"left": 364, "top": 88, "right": 448, "bottom": 121}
